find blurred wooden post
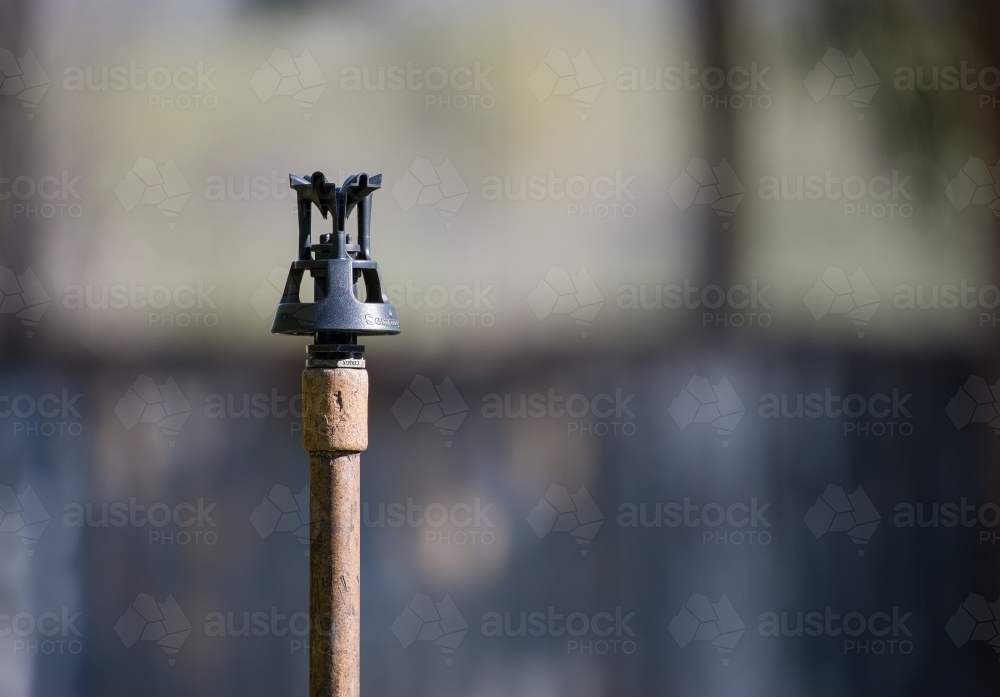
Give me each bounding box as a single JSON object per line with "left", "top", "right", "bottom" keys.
{"left": 302, "top": 367, "right": 368, "bottom": 697}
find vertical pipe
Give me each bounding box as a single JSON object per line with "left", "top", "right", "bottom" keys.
{"left": 302, "top": 367, "right": 368, "bottom": 697}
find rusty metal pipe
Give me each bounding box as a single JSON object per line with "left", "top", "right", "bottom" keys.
{"left": 302, "top": 367, "right": 368, "bottom": 697}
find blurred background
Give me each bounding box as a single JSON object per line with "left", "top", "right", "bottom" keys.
{"left": 0, "top": 0, "right": 999, "bottom": 694}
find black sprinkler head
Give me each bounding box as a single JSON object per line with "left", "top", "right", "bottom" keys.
{"left": 272, "top": 171, "right": 400, "bottom": 366}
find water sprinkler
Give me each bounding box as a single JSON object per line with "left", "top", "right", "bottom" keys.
{"left": 271, "top": 171, "right": 400, "bottom": 697}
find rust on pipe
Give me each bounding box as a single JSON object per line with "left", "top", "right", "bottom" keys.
{"left": 303, "top": 367, "right": 368, "bottom": 697}
{"left": 303, "top": 368, "right": 368, "bottom": 453}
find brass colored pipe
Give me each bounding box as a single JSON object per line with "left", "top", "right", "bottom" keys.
{"left": 302, "top": 368, "right": 368, "bottom": 697}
